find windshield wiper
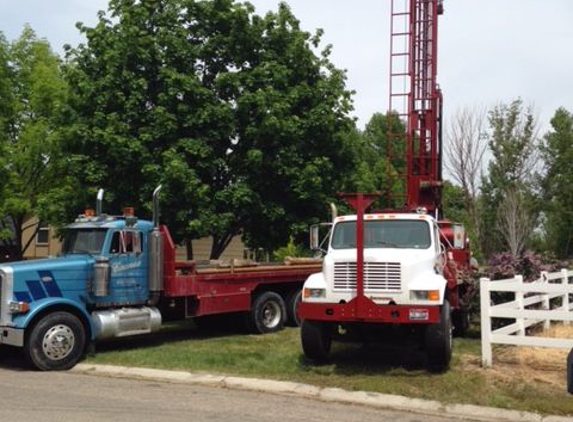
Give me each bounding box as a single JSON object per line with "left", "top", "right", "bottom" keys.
{"left": 375, "top": 241, "right": 399, "bottom": 248}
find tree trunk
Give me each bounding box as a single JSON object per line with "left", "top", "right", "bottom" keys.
{"left": 11, "top": 215, "right": 25, "bottom": 261}
{"left": 185, "top": 237, "right": 194, "bottom": 260}
{"left": 210, "top": 231, "right": 238, "bottom": 260}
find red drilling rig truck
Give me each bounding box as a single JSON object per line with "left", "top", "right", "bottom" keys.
{"left": 298, "top": 0, "right": 473, "bottom": 371}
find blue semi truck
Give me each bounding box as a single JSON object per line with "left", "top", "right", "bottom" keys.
{"left": 0, "top": 187, "right": 320, "bottom": 370}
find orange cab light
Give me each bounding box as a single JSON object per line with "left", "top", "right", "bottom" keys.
{"left": 84, "top": 209, "right": 95, "bottom": 217}
{"left": 123, "top": 207, "right": 135, "bottom": 217}
{"left": 428, "top": 290, "right": 440, "bottom": 301}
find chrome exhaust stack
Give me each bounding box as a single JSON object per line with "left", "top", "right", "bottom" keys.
{"left": 96, "top": 189, "right": 104, "bottom": 216}
{"left": 330, "top": 202, "right": 338, "bottom": 221}
{"left": 152, "top": 185, "right": 162, "bottom": 228}
{"left": 149, "top": 185, "right": 164, "bottom": 295}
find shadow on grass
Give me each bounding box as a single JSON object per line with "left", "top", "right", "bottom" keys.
{"left": 298, "top": 340, "right": 431, "bottom": 377}
{"left": 94, "top": 314, "right": 252, "bottom": 353}
{"left": 0, "top": 318, "right": 244, "bottom": 371}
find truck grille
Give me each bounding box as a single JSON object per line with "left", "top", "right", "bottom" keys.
{"left": 333, "top": 262, "right": 401, "bottom": 291}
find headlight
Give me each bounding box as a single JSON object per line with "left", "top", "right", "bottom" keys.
{"left": 410, "top": 290, "right": 440, "bottom": 301}
{"left": 9, "top": 301, "right": 30, "bottom": 314}
{"left": 304, "top": 288, "right": 326, "bottom": 299}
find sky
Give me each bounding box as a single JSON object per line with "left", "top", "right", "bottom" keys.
{"left": 1, "top": 0, "right": 572, "bottom": 133}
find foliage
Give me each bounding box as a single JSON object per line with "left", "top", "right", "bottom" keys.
{"left": 538, "top": 107, "right": 573, "bottom": 259}
{"left": 272, "top": 236, "right": 306, "bottom": 262}
{"left": 483, "top": 250, "right": 566, "bottom": 282}
{"left": 342, "top": 112, "right": 406, "bottom": 210}
{"left": 0, "top": 26, "right": 70, "bottom": 259}
{"left": 479, "top": 99, "right": 538, "bottom": 257}
{"left": 442, "top": 181, "right": 467, "bottom": 222}
{"left": 63, "top": 0, "right": 356, "bottom": 259}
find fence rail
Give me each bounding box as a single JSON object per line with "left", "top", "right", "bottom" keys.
{"left": 480, "top": 269, "right": 573, "bottom": 367}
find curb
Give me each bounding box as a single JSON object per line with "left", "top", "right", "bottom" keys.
{"left": 71, "top": 364, "right": 571, "bottom": 422}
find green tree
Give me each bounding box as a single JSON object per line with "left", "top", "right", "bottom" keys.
{"left": 64, "top": 0, "right": 355, "bottom": 259}
{"left": 0, "top": 27, "right": 69, "bottom": 259}
{"left": 480, "top": 99, "right": 538, "bottom": 256}
{"left": 539, "top": 107, "right": 573, "bottom": 258}
{"left": 343, "top": 112, "right": 406, "bottom": 209}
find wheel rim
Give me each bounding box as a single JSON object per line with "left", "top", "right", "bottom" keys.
{"left": 261, "top": 301, "right": 281, "bottom": 328}
{"left": 42, "top": 324, "right": 75, "bottom": 361}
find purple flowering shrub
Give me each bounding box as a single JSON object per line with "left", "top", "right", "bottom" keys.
{"left": 484, "top": 251, "right": 567, "bottom": 282}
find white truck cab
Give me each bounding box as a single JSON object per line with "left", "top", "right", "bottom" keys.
{"left": 299, "top": 206, "right": 453, "bottom": 371}
{"left": 304, "top": 212, "right": 447, "bottom": 309}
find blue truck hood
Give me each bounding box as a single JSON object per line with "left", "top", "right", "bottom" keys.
{"left": 1, "top": 255, "right": 94, "bottom": 303}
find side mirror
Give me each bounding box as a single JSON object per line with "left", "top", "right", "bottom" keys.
{"left": 309, "top": 223, "right": 332, "bottom": 256}
{"left": 453, "top": 224, "right": 466, "bottom": 249}
{"left": 310, "top": 224, "right": 320, "bottom": 250}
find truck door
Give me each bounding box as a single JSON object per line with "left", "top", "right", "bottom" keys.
{"left": 107, "top": 229, "right": 148, "bottom": 304}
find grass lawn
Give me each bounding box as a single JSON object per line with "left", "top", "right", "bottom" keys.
{"left": 86, "top": 320, "right": 573, "bottom": 417}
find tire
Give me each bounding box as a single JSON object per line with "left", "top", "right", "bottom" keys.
{"left": 452, "top": 309, "right": 470, "bottom": 337}
{"left": 247, "top": 291, "right": 286, "bottom": 334}
{"left": 25, "top": 312, "right": 86, "bottom": 371}
{"left": 286, "top": 288, "right": 303, "bottom": 327}
{"left": 301, "top": 320, "right": 332, "bottom": 362}
{"left": 425, "top": 301, "right": 452, "bottom": 372}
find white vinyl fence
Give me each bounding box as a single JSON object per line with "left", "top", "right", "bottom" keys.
{"left": 480, "top": 269, "right": 573, "bottom": 367}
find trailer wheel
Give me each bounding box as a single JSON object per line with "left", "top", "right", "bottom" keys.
{"left": 25, "top": 311, "right": 86, "bottom": 371}
{"left": 425, "top": 300, "right": 452, "bottom": 372}
{"left": 286, "top": 288, "right": 303, "bottom": 327}
{"left": 247, "top": 291, "right": 286, "bottom": 334}
{"left": 301, "top": 320, "right": 332, "bottom": 362}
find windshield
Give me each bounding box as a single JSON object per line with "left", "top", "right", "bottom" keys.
{"left": 331, "top": 220, "right": 431, "bottom": 250}
{"left": 62, "top": 229, "right": 108, "bottom": 254}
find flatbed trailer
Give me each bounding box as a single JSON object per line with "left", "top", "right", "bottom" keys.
{"left": 161, "top": 226, "right": 321, "bottom": 326}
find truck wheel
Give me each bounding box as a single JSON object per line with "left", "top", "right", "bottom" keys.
{"left": 286, "top": 288, "right": 303, "bottom": 327}
{"left": 25, "top": 312, "right": 86, "bottom": 371}
{"left": 247, "top": 291, "right": 286, "bottom": 334}
{"left": 425, "top": 301, "right": 452, "bottom": 372}
{"left": 301, "top": 320, "right": 331, "bottom": 362}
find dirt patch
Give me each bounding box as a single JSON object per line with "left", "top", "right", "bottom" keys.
{"left": 463, "top": 325, "right": 572, "bottom": 388}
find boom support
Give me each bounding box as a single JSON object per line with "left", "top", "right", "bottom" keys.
{"left": 388, "top": 0, "right": 443, "bottom": 215}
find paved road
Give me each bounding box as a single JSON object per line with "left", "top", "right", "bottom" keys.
{"left": 0, "top": 362, "right": 478, "bottom": 422}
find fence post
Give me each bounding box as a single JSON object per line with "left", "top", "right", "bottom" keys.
{"left": 480, "top": 277, "right": 492, "bottom": 367}
{"left": 540, "top": 271, "right": 551, "bottom": 331}
{"left": 563, "top": 269, "right": 570, "bottom": 326}
{"left": 515, "top": 275, "right": 525, "bottom": 335}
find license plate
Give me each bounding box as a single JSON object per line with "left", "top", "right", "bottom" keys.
{"left": 409, "top": 309, "right": 429, "bottom": 321}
